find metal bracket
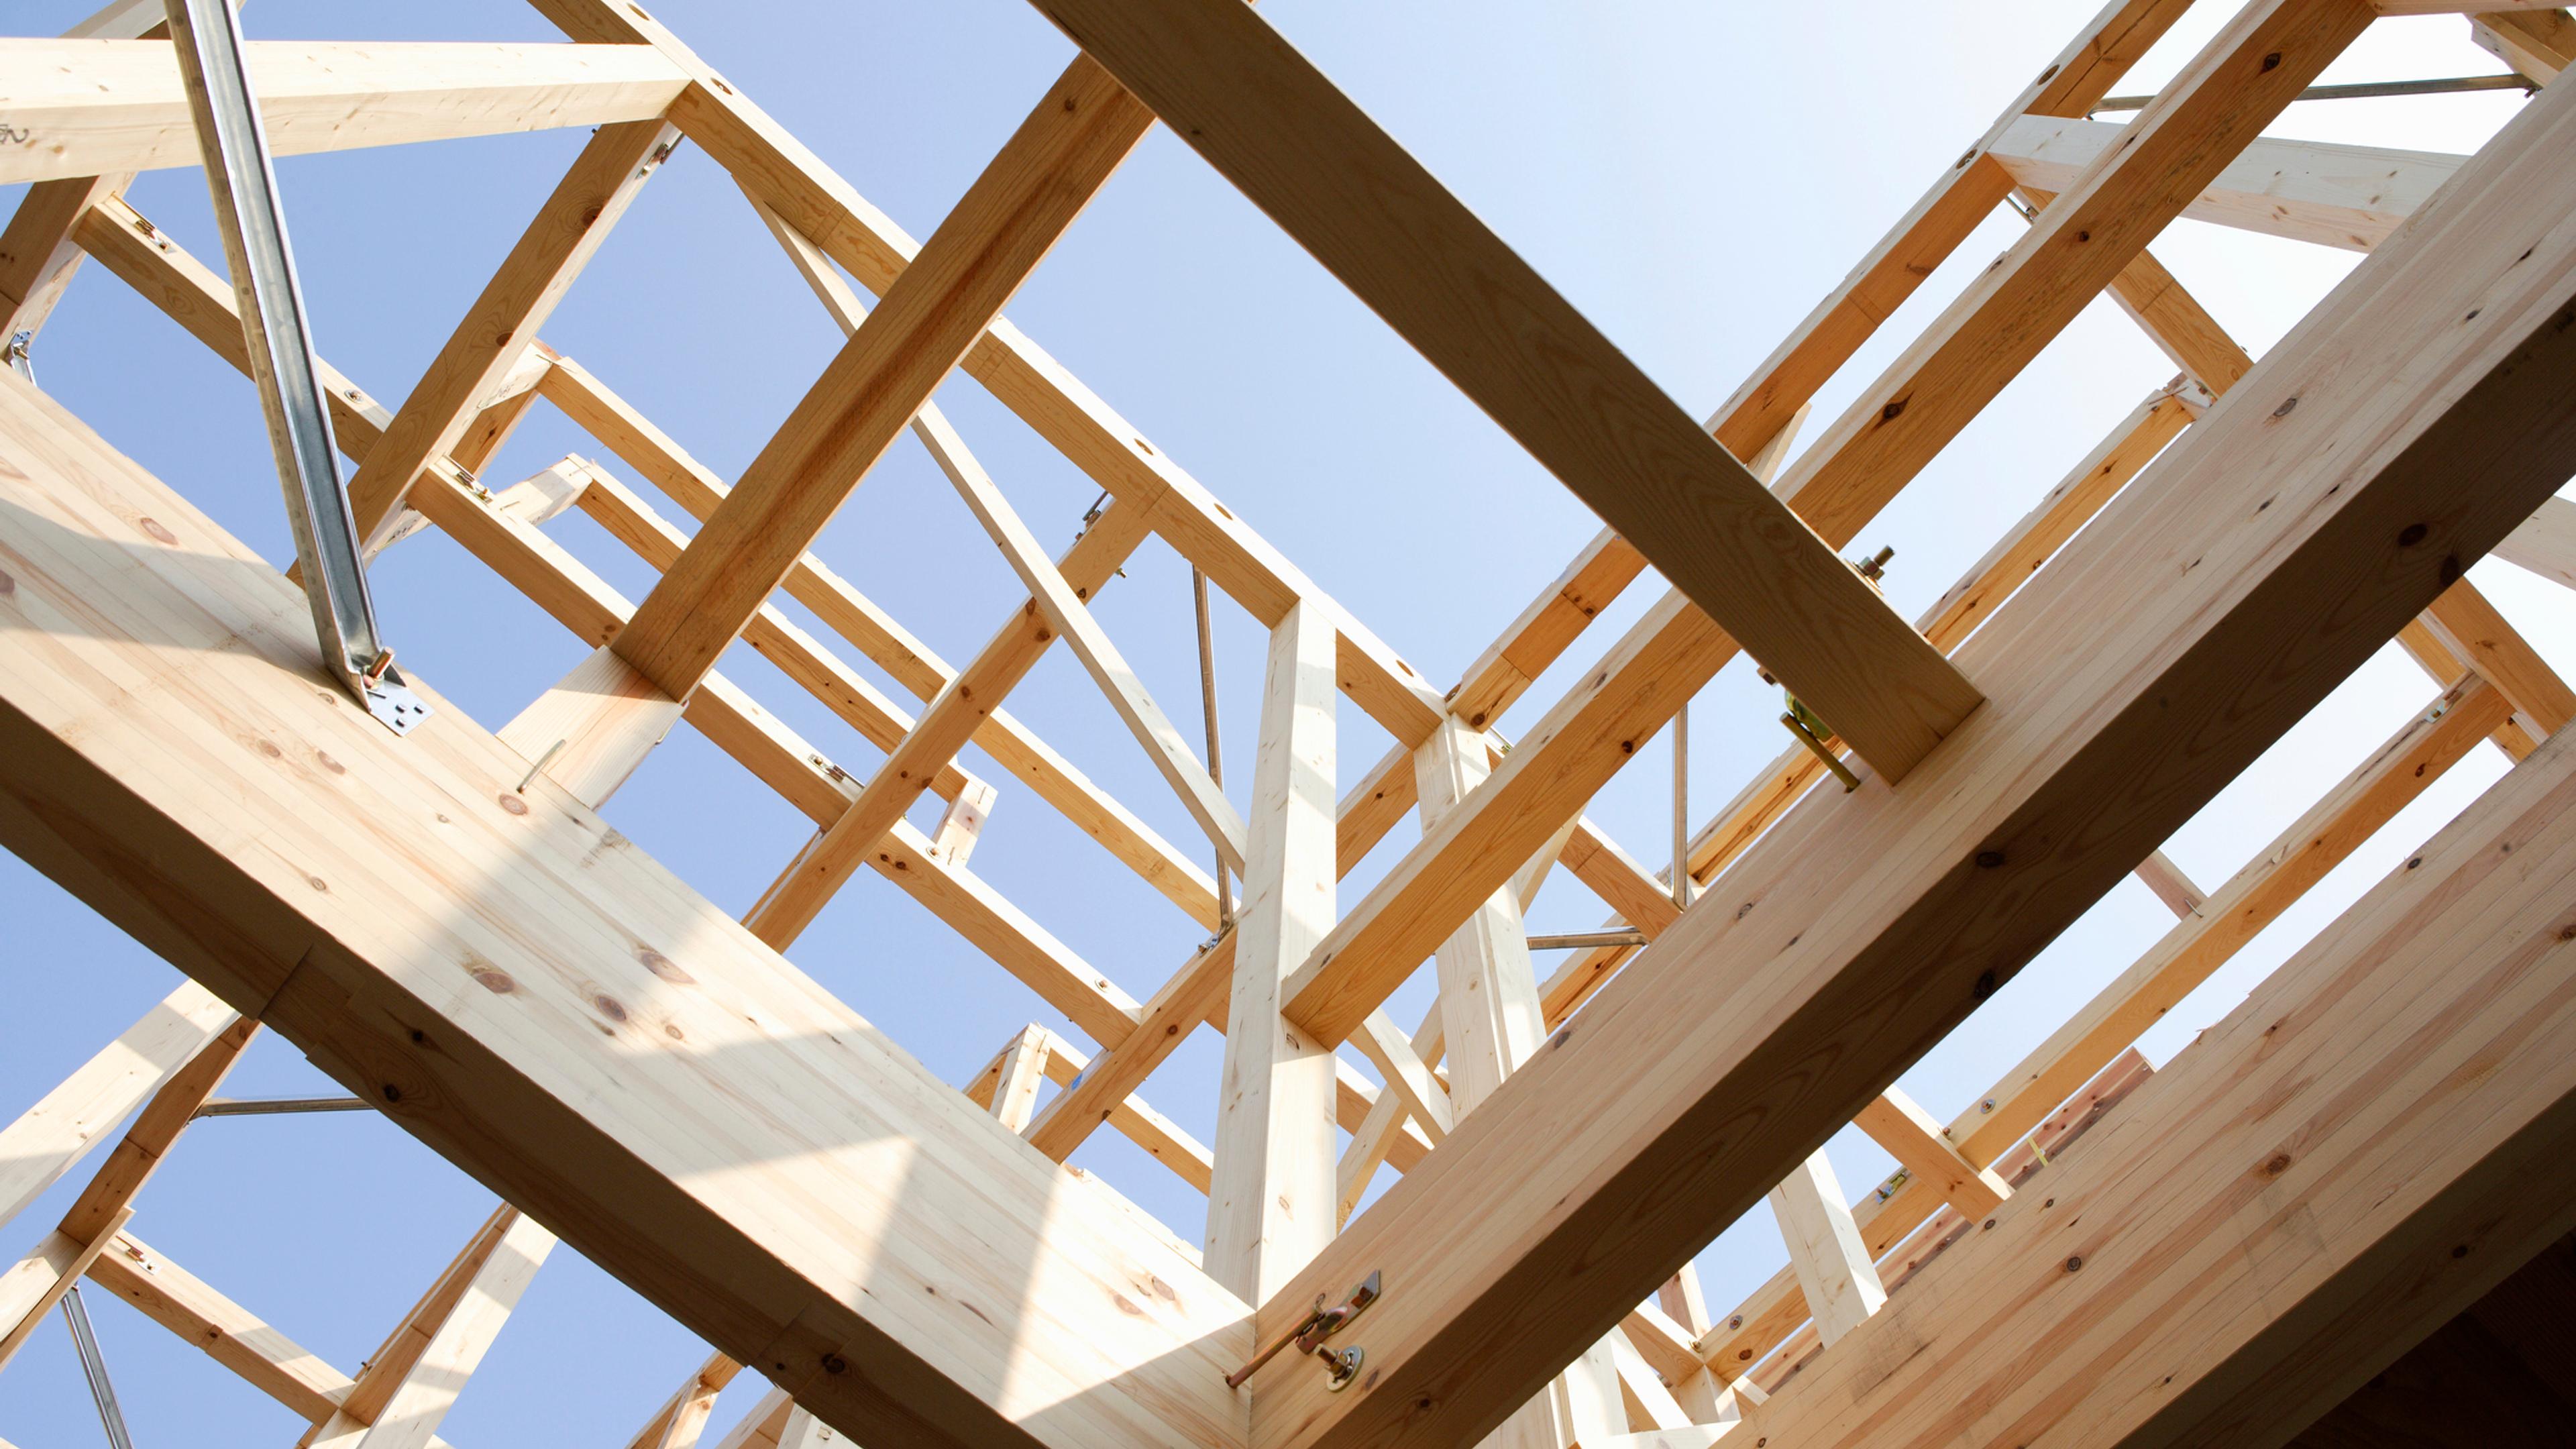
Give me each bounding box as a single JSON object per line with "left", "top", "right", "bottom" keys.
{"left": 1226, "top": 1270, "right": 1380, "bottom": 1391}
{"left": 1782, "top": 697, "right": 1861, "bottom": 794}
{"left": 5, "top": 331, "right": 34, "bottom": 384}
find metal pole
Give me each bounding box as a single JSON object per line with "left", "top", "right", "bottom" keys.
{"left": 1671, "top": 700, "right": 1693, "bottom": 912}
{"left": 192, "top": 1095, "right": 371, "bottom": 1119}
{"left": 1193, "top": 566, "right": 1232, "bottom": 930}
{"left": 61, "top": 1286, "right": 137, "bottom": 1449}
{"left": 1527, "top": 929, "right": 1650, "bottom": 952}
{"left": 2093, "top": 72, "right": 2530, "bottom": 113}
{"left": 160, "top": 0, "right": 429, "bottom": 735}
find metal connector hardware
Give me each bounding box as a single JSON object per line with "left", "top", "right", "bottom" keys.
{"left": 1226, "top": 1270, "right": 1380, "bottom": 1391}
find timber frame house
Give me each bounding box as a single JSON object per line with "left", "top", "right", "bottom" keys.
{"left": 3, "top": 0, "right": 2576, "bottom": 1444}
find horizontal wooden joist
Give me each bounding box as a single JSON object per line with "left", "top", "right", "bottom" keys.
{"left": 1731, "top": 727, "right": 2576, "bottom": 1447}
{"left": 0, "top": 39, "right": 688, "bottom": 186}
{"left": 0, "top": 369, "right": 1246, "bottom": 1449}
{"left": 1246, "top": 60, "right": 2576, "bottom": 1449}
{"left": 1988, "top": 114, "right": 2465, "bottom": 251}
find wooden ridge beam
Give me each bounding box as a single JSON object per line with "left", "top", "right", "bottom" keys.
{"left": 1730, "top": 729, "right": 2576, "bottom": 1448}
{"left": 1249, "top": 63, "right": 2576, "bottom": 1448}
{"left": 1022, "top": 0, "right": 1982, "bottom": 784}
{"left": 0, "top": 40, "right": 688, "bottom": 186}
{"left": 0, "top": 369, "right": 1247, "bottom": 1448}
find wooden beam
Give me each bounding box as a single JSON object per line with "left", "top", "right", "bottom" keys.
{"left": 1350, "top": 1010, "right": 1452, "bottom": 1144}
{"left": 1989, "top": 115, "right": 2463, "bottom": 252}
{"left": 2423, "top": 580, "right": 2576, "bottom": 739}
{"left": 0, "top": 40, "right": 688, "bottom": 186}
{"left": 64, "top": 186, "right": 1419, "bottom": 1208}
{"left": 988, "top": 1026, "right": 1051, "bottom": 1134}
{"left": 344, "top": 119, "right": 678, "bottom": 548}
{"left": 66, "top": 194, "right": 1177, "bottom": 1061}
{"left": 525, "top": 0, "right": 1454, "bottom": 750}
{"left": 1962, "top": 675, "right": 2513, "bottom": 1167}
{"left": 2473, "top": 7, "right": 2576, "bottom": 81}
{"left": 535, "top": 356, "right": 1219, "bottom": 930}
{"left": 568, "top": 57, "right": 1151, "bottom": 749}
{"left": 1022, "top": 1030, "right": 1213, "bottom": 1193}
{"left": 1851, "top": 1087, "right": 2010, "bottom": 1218}
{"left": 1273, "top": 0, "right": 2364, "bottom": 1048}
{"left": 0, "top": 372, "right": 1248, "bottom": 1448}
{"left": 0, "top": 980, "right": 235, "bottom": 1230}
{"left": 926, "top": 405, "right": 1248, "bottom": 872}
{"left": 85, "top": 1228, "right": 378, "bottom": 1428}
{"left": 1022, "top": 0, "right": 1981, "bottom": 785}
{"left": 1250, "top": 62, "right": 2576, "bottom": 1449}
{"left": 1693, "top": 1051, "right": 2153, "bottom": 1397}
{"left": 310, "top": 1210, "right": 556, "bottom": 1449}
{"left": 1765, "top": 1152, "right": 1885, "bottom": 1348}
{"left": 2493, "top": 494, "right": 2576, "bottom": 590}
{"left": 1206, "top": 602, "right": 1340, "bottom": 1304}
{"left": 1729, "top": 729, "right": 2576, "bottom": 1448}
{"left": 0, "top": 1205, "right": 133, "bottom": 1368}
{"left": 557, "top": 459, "right": 986, "bottom": 808}
{"left": 632, "top": 1350, "right": 739, "bottom": 1449}
{"left": 1699, "top": 0, "right": 2200, "bottom": 458}
{"left": 0, "top": 1011, "right": 252, "bottom": 1367}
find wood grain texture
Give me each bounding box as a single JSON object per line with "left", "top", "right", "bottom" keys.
{"left": 1024, "top": 0, "right": 1980, "bottom": 782}
{"left": 0, "top": 40, "right": 688, "bottom": 185}
{"left": 0, "top": 370, "right": 1247, "bottom": 1449}
{"left": 1252, "top": 62, "right": 2576, "bottom": 1449}
{"left": 1729, "top": 729, "right": 2576, "bottom": 1449}
{"left": 347, "top": 119, "right": 677, "bottom": 547}
{"left": 609, "top": 56, "right": 1150, "bottom": 698}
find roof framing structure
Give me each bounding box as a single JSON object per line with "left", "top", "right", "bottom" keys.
{"left": 2, "top": 0, "right": 2574, "bottom": 1446}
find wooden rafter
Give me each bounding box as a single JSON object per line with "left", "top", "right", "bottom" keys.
{"left": 1250, "top": 58, "right": 2576, "bottom": 1445}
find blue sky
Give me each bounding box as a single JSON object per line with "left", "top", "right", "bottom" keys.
{"left": 3, "top": 2, "right": 2568, "bottom": 1444}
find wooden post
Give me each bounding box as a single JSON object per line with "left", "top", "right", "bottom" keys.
{"left": 1206, "top": 600, "right": 1338, "bottom": 1304}
{"left": 1413, "top": 716, "right": 1623, "bottom": 1448}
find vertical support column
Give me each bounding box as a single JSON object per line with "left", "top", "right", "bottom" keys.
{"left": 1411, "top": 717, "right": 1621, "bottom": 1448}
{"left": 1205, "top": 600, "right": 1338, "bottom": 1303}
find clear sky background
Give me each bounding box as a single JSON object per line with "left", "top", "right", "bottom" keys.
{"left": 3, "top": 2, "right": 2569, "bottom": 1444}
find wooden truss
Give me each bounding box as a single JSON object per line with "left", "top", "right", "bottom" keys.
{"left": 3, "top": 0, "right": 2576, "bottom": 1444}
